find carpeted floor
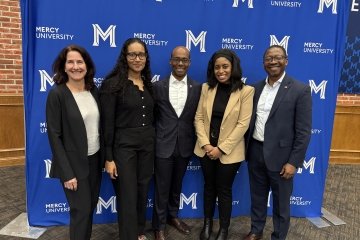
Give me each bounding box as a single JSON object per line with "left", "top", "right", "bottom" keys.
{"left": 0, "top": 164, "right": 358, "bottom": 240}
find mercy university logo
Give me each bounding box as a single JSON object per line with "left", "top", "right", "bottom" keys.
{"left": 317, "top": 0, "right": 337, "bottom": 14}
{"left": 269, "top": 35, "right": 290, "bottom": 53}
{"left": 185, "top": 30, "right": 207, "bottom": 52}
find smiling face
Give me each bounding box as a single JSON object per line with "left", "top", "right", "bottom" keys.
{"left": 126, "top": 42, "right": 147, "bottom": 75}
{"left": 170, "top": 47, "right": 190, "bottom": 80}
{"left": 263, "top": 46, "right": 288, "bottom": 84}
{"left": 214, "top": 57, "right": 232, "bottom": 84}
{"left": 65, "top": 50, "right": 87, "bottom": 83}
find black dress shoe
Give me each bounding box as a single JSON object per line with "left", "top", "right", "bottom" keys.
{"left": 243, "top": 232, "right": 263, "bottom": 240}
{"left": 200, "top": 218, "right": 213, "bottom": 240}
{"left": 154, "top": 230, "right": 165, "bottom": 240}
{"left": 168, "top": 218, "right": 191, "bottom": 235}
{"left": 216, "top": 228, "right": 228, "bottom": 240}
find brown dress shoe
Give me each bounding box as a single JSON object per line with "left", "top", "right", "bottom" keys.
{"left": 168, "top": 218, "right": 191, "bottom": 235}
{"left": 154, "top": 230, "right": 165, "bottom": 240}
{"left": 243, "top": 232, "right": 263, "bottom": 240}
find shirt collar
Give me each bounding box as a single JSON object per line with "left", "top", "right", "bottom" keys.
{"left": 265, "top": 71, "right": 286, "bottom": 87}
{"left": 170, "top": 73, "right": 187, "bottom": 85}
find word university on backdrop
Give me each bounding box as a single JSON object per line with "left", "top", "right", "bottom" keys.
{"left": 21, "top": 0, "right": 350, "bottom": 226}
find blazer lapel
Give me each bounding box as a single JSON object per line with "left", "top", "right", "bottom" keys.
{"left": 254, "top": 81, "right": 265, "bottom": 106}
{"left": 180, "top": 78, "right": 194, "bottom": 117}
{"left": 163, "top": 78, "right": 178, "bottom": 116}
{"left": 222, "top": 89, "right": 241, "bottom": 124}
{"left": 268, "top": 77, "right": 292, "bottom": 120}
{"left": 206, "top": 84, "right": 217, "bottom": 122}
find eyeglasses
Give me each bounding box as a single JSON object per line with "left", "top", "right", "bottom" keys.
{"left": 170, "top": 58, "right": 190, "bottom": 64}
{"left": 127, "top": 52, "right": 147, "bottom": 60}
{"left": 263, "top": 55, "right": 287, "bottom": 63}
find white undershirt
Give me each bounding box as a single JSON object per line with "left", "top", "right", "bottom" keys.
{"left": 169, "top": 74, "right": 188, "bottom": 117}
{"left": 72, "top": 91, "right": 100, "bottom": 155}
{"left": 253, "top": 72, "right": 285, "bottom": 142}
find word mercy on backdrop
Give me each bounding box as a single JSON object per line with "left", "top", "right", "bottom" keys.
{"left": 21, "top": 0, "right": 350, "bottom": 226}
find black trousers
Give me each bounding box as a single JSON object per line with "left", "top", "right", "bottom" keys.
{"left": 63, "top": 151, "right": 102, "bottom": 240}
{"left": 200, "top": 156, "right": 241, "bottom": 228}
{"left": 247, "top": 139, "right": 293, "bottom": 240}
{"left": 112, "top": 126, "right": 155, "bottom": 240}
{"left": 152, "top": 143, "right": 190, "bottom": 230}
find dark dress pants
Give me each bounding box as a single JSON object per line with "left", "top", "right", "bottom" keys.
{"left": 152, "top": 144, "right": 190, "bottom": 230}
{"left": 200, "top": 156, "right": 241, "bottom": 228}
{"left": 247, "top": 139, "right": 293, "bottom": 240}
{"left": 63, "top": 151, "right": 102, "bottom": 240}
{"left": 112, "top": 126, "right": 155, "bottom": 240}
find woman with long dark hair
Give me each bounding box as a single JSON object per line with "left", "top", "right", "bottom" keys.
{"left": 100, "top": 38, "right": 154, "bottom": 240}
{"left": 194, "top": 49, "right": 254, "bottom": 240}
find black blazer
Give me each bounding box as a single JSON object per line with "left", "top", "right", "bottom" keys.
{"left": 153, "top": 77, "right": 201, "bottom": 158}
{"left": 46, "top": 84, "right": 103, "bottom": 182}
{"left": 246, "top": 74, "right": 312, "bottom": 171}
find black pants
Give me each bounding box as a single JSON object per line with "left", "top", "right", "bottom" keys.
{"left": 200, "top": 156, "right": 241, "bottom": 228}
{"left": 63, "top": 151, "right": 101, "bottom": 240}
{"left": 152, "top": 143, "right": 190, "bottom": 230}
{"left": 247, "top": 139, "right": 293, "bottom": 240}
{"left": 113, "top": 126, "right": 155, "bottom": 240}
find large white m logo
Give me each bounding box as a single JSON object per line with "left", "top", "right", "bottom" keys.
{"left": 185, "top": 30, "right": 207, "bottom": 53}
{"left": 270, "top": 35, "right": 290, "bottom": 53}
{"left": 44, "top": 159, "right": 52, "bottom": 178}
{"left": 232, "top": 0, "right": 254, "bottom": 8}
{"left": 96, "top": 196, "right": 117, "bottom": 214}
{"left": 179, "top": 193, "right": 198, "bottom": 209}
{"left": 309, "top": 80, "right": 327, "bottom": 99}
{"left": 297, "top": 157, "right": 316, "bottom": 174}
{"left": 39, "top": 70, "right": 54, "bottom": 92}
{"left": 92, "top": 24, "right": 117, "bottom": 47}
{"left": 317, "top": 0, "right": 337, "bottom": 14}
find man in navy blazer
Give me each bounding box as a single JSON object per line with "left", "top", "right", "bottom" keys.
{"left": 244, "top": 45, "right": 312, "bottom": 240}
{"left": 152, "top": 46, "right": 201, "bottom": 240}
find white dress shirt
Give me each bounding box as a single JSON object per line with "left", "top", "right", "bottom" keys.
{"left": 253, "top": 72, "right": 286, "bottom": 142}
{"left": 169, "top": 73, "right": 188, "bottom": 117}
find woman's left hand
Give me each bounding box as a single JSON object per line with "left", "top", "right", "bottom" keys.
{"left": 207, "top": 147, "right": 222, "bottom": 160}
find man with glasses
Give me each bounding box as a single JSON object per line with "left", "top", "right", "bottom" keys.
{"left": 244, "top": 45, "right": 312, "bottom": 240}
{"left": 152, "top": 46, "right": 201, "bottom": 240}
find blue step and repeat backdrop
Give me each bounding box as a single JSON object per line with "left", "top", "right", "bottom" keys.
{"left": 21, "top": 0, "right": 351, "bottom": 226}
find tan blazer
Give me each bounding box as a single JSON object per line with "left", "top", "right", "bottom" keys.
{"left": 194, "top": 83, "right": 254, "bottom": 164}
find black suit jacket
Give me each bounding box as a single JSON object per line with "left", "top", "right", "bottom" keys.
{"left": 246, "top": 74, "right": 312, "bottom": 171}
{"left": 153, "top": 76, "right": 201, "bottom": 158}
{"left": 46, "top": 84, "right": 103, "bottom": 182}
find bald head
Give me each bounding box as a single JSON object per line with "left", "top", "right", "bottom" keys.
{"left": 170, "top": 46, "right": 191, "bottom": 80}
{"left": 171, "top": 46, "right": 190, "bottom": 59}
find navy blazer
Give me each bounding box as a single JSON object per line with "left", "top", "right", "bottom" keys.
{"left": 246, "top": 74, "right": 312, "bottom": 171}
{"left": 153, "top": 76, "right": 201, "bottom": 158}
{"left": 46, "top": 84, "right": 103, "bottom": 182}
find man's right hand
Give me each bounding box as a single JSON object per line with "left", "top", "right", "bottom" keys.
{"left": 105, "top": 160, "right": 118, "bottom": 179}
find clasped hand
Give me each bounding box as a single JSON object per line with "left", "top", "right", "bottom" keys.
{"left": 204, "top": 144, "right": 222, "bottom": 160}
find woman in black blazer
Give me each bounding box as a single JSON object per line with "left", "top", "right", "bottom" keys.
{"left": 46, "top": 45, "right": 103, "bottom": 240}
